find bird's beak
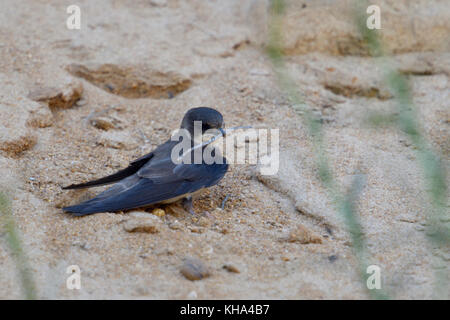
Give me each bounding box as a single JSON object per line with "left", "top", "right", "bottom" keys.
{"left": 219, "top": 128, "right": 226, "bottom": 137}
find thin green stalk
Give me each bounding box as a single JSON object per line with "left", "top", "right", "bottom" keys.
{"left": 267, "top": 0, "right": 389, "bottom": 299}
{"left": 0, "top": 191, "right": 37, "bottom": 299}
{"left": 353, "top": 0, "right": 449, "bottom": 299}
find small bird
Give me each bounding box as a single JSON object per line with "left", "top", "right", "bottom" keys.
{"left": 62, "top": 107, "right": 228, "bottom": 216}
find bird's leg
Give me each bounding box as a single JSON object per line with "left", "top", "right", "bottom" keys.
{"left": 182, "top": 196, "right": 196, "bottom": 215}
{"left": 220, "top": 194, "right": 229, "bottom": 210}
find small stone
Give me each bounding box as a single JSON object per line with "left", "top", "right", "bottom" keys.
{"left": 128, "top": 211, "right": 150, "bottom": 218}
{"left": 72, "top": 241, "right": 90, "bottom": 250}
{"left": 188, "top": 226, "right": 204, "bottom": 233}
{"left": 28, "top": 80, "right": 83, "bottom": 110}
{"left": 197, "top": 216, "right": 211, "bottom": 227}
{"left": 399, "top": 138, "right": 412, "bottom": 147}
{"left": 76, "top": 98, "right": 87, "bottom": 106}
{"left": 90, "top": 117, "right": 116, "bottom": 131}
{"left": 168, "top": 220, "right": 183, "bottom": 230}
{"left": 166, "top": 204, "right": 187, "bottom": 217}
{"left": 223, "top": 264, "right": 240, "bottom": 273}
{"left": 328, "top": 255, "right": 338, "bottom": 263}
{"left": 89, "top": 112, "right": 125, "bottom": 131}
{"left": 151, "top": 208, "right": 165, "bottom": 217}
{"left": 180, "top": 257, "right": 210, "bottom": 281}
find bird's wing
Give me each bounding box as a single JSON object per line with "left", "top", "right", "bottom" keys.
{"left": 63, "top": 159, "right": 228, "bottom": 216}
{"left": 62, "top": 152, "right": 154, "bottom": 190}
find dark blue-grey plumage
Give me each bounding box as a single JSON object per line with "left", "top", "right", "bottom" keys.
{"left": 62, "top": 107, "right": 228, "bottom": 216}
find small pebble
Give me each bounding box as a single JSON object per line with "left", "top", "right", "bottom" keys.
{"left": 223, "top": 264, "right": 240, "bottom": 273}
{"left": 90, "top": 117, "right": 116, "bottom": 131}
{"left": 168, "top": 220, "right": 183, "bottom": 230}
{"left": 197, "top": 216, "right": 211, "bottom": 227}
{"left": 180, "top": 257, "right": 210, "bottom": 281}
{"left": 76, "top": 98, "right": 87, "bottom": 106}
{"left": 284, "top": 224, "right": 323, "bottom": 244}
{"left": 328, "top": 255, "right": 338, "bottom": 263}
{"left": 72, "top": 241, "right": 90, "bottom": 250}
{"left": 152, "top": 208, "right": 165, "bottom": 217}
{"left": 187, "top": 290, "right": 198, "bottom": 299}
{"left": 188, "top": 226, "right": 204, "bottom": 233}
{"left": 123, "top": 216, "right": 161, "bottom": 233}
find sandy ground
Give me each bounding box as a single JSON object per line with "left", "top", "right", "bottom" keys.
{"left": 0, "top": 0, "right": 449, "bottom": 299}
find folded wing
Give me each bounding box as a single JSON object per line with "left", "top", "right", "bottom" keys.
{"left": 63, "top": 160, "right": 228, "bottom": 216}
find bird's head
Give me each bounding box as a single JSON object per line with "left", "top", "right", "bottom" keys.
{"left": 180, "top": 107, "right": 225, "bottom": 138}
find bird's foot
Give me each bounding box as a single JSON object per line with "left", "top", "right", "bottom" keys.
{"left": 182, "top": 196, "right": 196, "bottom": 215}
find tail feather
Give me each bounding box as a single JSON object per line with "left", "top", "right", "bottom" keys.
{"left": 62, "top": 204, "right": 97, "bottom": 216}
